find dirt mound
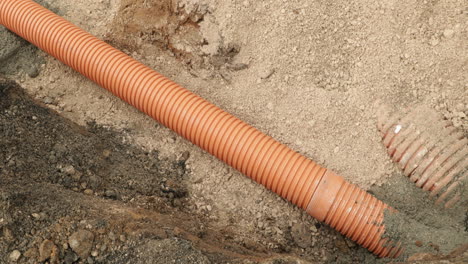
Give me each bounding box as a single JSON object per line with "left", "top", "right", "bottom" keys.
{"left": 108, "top": 0, "right": 242, "bottom": 76}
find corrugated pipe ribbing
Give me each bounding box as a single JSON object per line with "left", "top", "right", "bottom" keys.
{"left": 0, "top": 0, "right": 402, "bottom": 257}
{"left": 377, "top": 106, "right": 467, "bottom": 208}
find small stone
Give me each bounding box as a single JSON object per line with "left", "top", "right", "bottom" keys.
{"left": 3, "top": 227, "right": 14, "bottom": 241}
{"left": 84, "top": 189, "right": 93, "bottom": 195}
{"left": 43, "top": 97, "right": 54, "bottom": 104}
{"left": 274, "top": 226, "right": 283, "bottom": 235}
{"left": 63, "top": 165, "right": 76, "bottom": 174}
{"left": 309, "top": 225, "right": 317, "bottom": 233}
{"left": 291, "top": 223, "right": 312, "bottom": 248}
{"left": 91, "top": 250, "right": 99, "bottom": 257}
{"left": 334, "top": 238, "right": 350, "bottom": 253}
{"left": 32, "top": 213, "right": 41, "bottom": 220}
{"left": 27, "top": 66, "right": 40, "bottom": 78}
{"left": 69, "top": 230, "right": 95, "bottom": 259}
{"left": 88, "top": 174, "right": 102, "bottom": 189}
{"left": 415, "top": 240, "right": 423, "bottom": 247}
{"left": 108, "top": 232, "right": 116, "bottom": 241}
{"left": 39, "top": 239, "right": 57, "bottom": 262}
{"left": 206, "top": 205, "right": 212, "bottom": 211}
{"left": 9, "top": 250, "right": 21, "bottom": 262}
{"left": 102, "top": 149, "right": 111, "bottom": 158}
{"left": 430, "top": 38, "right": 439, "bottom": 46}
{"left": 443, "top": 29, "right": 454, "bottom": 38}
{"left": 119, "top": 234, "right": 126, "bottom": 242}
{"left": 100, "top": 244, "right": 107, "bottom": 252}
{"left": 104, "top": 190, "right": 117, "bottom": 199}
{"left": 64, "top": 250, "right": 79, "bottom": 264}
{"left": 179, "top": 151, "right": 190, "bottom": 162}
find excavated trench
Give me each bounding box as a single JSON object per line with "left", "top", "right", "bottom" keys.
{"left": 1, "top": 0, "right": 467, "bottom": 263}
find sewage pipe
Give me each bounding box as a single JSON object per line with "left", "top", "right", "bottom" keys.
{"left": 377, "top": 106, "right": 467, "bottom": 208}
{"left": 0, "top": 0, "right": 402, "bottom": 257}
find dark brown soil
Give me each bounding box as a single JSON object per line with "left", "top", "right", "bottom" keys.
{"left": 0, "top": 78, "right": 274, "bottom": 264}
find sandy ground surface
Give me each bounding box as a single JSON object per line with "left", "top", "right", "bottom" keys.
{"left": 1, "top": 0, "right": 467, "bottom": 263}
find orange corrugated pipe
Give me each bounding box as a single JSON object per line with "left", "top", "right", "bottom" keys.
{"left": 0, "top": 0, "right": 402, "bottom": 258}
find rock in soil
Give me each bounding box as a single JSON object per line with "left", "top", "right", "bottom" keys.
{"left": 39, "top": 239, "right": 58, "bottom": 263}
{"left": 68, "top": 230, "right": 95, "bottom": 259}
{"left": 9, "top": 250, "right": 21, "bottom": 262}
{"left": 290, "top": 223, "right": 312, "bottom": 249}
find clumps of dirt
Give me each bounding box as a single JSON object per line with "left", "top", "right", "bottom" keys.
{"left": 0, "top": 28, "right": 23, "bottom": 63}
{"left": 107, "top": 0, "right": 246, "bottom": 78}
{"left": 370, "top": 174, "right": 467, "bottom": 261}
{"left": 0, "top": 0, "right": 62, "bottom": 77}
{"left": 0, "top": 27, "right": 43, "bottom": 78}
{"left": 0, "top": 77, "right": 189, "bottom": 208}
{"left": 107, "top": 238, "right": 211, "bottom": 264}
{"left": 0, "top": 78, "right": 192, "bottom": 263}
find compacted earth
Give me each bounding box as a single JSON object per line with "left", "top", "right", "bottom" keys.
{"left": 1, "top": 0, "right": 467, "bottom": 263}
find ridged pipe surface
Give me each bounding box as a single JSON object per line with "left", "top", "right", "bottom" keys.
{"left": 377, "top": 105, "right": 467, "bottom": 208}
{"left": 0, "top": 0, "right": 401, "bottom": 257}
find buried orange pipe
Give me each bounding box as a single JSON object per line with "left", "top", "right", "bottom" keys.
{"left": 0, "top": 0, "right": 402, "bottom": 257}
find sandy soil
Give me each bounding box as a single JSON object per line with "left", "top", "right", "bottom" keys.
{"left": 1, "top": 0, "right": 467, "bottom": 263}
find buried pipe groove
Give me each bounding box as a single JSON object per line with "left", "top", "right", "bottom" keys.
{"left": 0, "top": 0, "right": 402, "bottom": 257}
{"left": 377, "top": 105, "right": 467, "bottom": 208}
